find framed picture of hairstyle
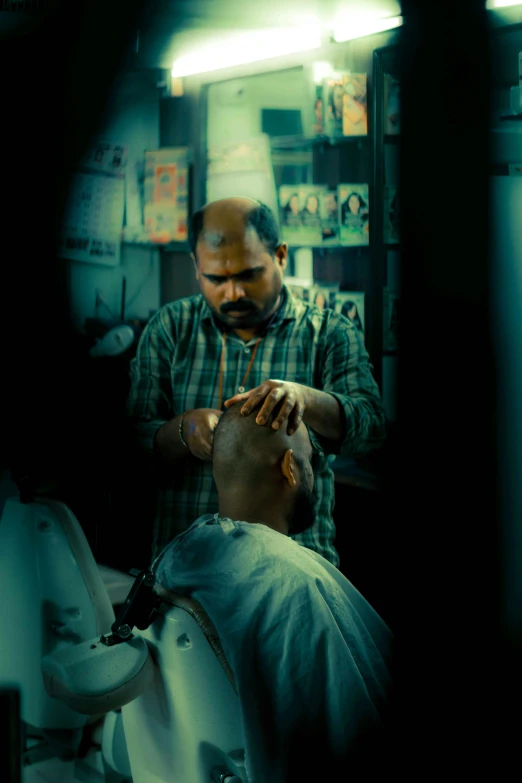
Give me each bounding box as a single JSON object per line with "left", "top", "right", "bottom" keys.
{"left": 280, "top": 186, "right": 303, "bottom": 246}
{"left": 311, "top": 83, "right": 325, "bottom": 136}
{"left": 338, "top": 184, "right": 370, "bottom": 246}
{"left": 334, "top": 291, "right": 365, "bottom": 334}
{"left": 284, "top": 276, "right": 314, "bottom": 302}
{"left": 310, "top": 283, "right": 339, "bottom": 310}
{"left": 342, "top": 73, "right": 368, "bottom": 136}
{"left": 319, "top": 187, "right": 340, "bottom": 246}
{"left": 297, "top": 185, "right": 323, "bottom": 246}
{"left": 322, "top": 72, "right": 349, "bottom": 137}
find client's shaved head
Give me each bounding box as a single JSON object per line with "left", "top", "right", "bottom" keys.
{"left": 214, "top": 402, "right": 310, "bottom": 476}
{"left": 212, "top": 402, "right": 315, "bottom": 535}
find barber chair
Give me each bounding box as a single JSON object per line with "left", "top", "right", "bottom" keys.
{"left": 0, "top": 475, "right": 246, "bottom": 782}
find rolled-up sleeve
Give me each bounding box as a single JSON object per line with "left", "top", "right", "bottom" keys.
{"left": 321, "top": 317, "right": 386, "bottom": 458}
{"left": 127, "top": 313, "right": 175, "bottom": 455}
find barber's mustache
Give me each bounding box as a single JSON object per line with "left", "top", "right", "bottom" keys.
{"left": 220, "top": 301, "right": 257, "bottom": 314}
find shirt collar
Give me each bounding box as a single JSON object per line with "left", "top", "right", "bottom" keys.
{"left": 200, "top": 284, "right": 298, "bottom": 332}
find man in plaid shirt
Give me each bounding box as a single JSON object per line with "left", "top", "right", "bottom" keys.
{"left": 127, "top": 198, "right": 386, "bottom": 566}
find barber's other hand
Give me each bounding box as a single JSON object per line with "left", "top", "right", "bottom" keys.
{"left": 183, "top": 408, "right": 222, "bottom": 461}
{"left": 224, "top": 380, "right": 307, "bottom": 436}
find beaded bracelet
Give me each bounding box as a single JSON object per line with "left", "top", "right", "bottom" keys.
{"left": 179, "top": 413, "right": 189, "bottom": 449}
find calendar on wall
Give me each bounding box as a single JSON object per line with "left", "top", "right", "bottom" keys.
{"left": 58, "top": 141, "right": 127, "bottom": 266}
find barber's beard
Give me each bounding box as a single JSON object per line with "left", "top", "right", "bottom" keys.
{"left": 209, "top": 272, "right": 283, "bottom": 331}
{"left": 217, "top": 296, "right": 278, "bottom": 330}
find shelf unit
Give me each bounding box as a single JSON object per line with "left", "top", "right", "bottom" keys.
{"left": 374, "top": 44, "right": 400, "bottom": 419}
{"left": 266, "top": 50, "right": 400, "bottom": 392}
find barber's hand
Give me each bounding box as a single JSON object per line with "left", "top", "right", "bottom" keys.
{"left": 183, "top": 408, "right": 222, "bottom": 462}
{"left": 225, "top": 380, "right": 307, "bottom": 435}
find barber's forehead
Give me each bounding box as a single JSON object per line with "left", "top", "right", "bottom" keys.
{"left": 200, "top": 228, "right": 242, "bottom": 250}
{"left": 199, "top": 224, "right": 260, "bottom": 252}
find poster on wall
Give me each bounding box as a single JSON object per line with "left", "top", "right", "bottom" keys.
{"left": 323, "top": 73, "right": 368, "bottom": 137}
{"left": 323, "top": 72, "right": 349, "bottom": 137}
{"left": 143, "top": 147, "right": 189, "bottom": 244}
{"left": 334, "top": 291, "right": 366, "bottom": 335}
{"left": 342, "top": 73, "right": 368, "bottom": 136}
{"left": 319, "top": 187, "right": 339, "bottom": 246}
{"left": 280, "top": 187, "right": 303, "bottom": 246}
{"left": 338, "top": 183, "right": 370, "bottom": 246}
{"left": 298, "top": 185, "right": 323, "bottom": 246}
{"left": 283, "top": 276, "right": 314, "bottom": 303}
{"left": 309, "top": 282, "right": 339, "bottom": 310}
{"left": 58, "top": 140, "right": 127, "bottom": 267}
{"left": 279, "top": 185, "right": 323, "bottom": 246}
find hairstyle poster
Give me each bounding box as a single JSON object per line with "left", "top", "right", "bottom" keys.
{"left": 310, "top": 283, "right": 339, "bottom": 311}
{"left": 283, "top": 275, "right": 314, "bottom": 302}
{"left": 280, "top": 186, "right": 303, "bottom": 246}
{"left": 319, "top": 187, "right": 340, "bottom": 246}
{"left": 311, "top": 83, "right": 325, "bottom": 137}
{"left": 323, "top": 72, "right": 349, "bottom": 137}
{"left": 338, "top": 184, "right": 370, "bottom": 246}
{"left": 334, "top": 291, "right": 366, "bottom": 333}
{"left": 298, "top": 185, "right": 323, "bottom": 246}
{"left": 342, "top": 73, "right": 368, "bottom": 136}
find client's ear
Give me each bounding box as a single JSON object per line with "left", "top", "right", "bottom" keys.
{"left": 281, "top": 449, "right": 297, "bottom": 488}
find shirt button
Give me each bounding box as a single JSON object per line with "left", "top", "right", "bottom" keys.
{"left": 238, "top": 385, "right": 245, "bottom": 393}
{"left": 244, "top": 348, "right": 250, "bottom": 354}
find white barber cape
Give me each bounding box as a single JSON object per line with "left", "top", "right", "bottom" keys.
{"left": 153, "top": 514, "right": 393, "bottom": 782}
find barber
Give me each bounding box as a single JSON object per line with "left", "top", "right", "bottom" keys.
{"left": 127, "top": 197, "right": 386, "bottom": 566}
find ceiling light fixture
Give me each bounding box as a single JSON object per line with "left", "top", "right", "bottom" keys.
{"left": 171, "top": 27, "right": 321, "bottom": 79}
{"left": 487, "top": 0, "right": 522, "bottom": 8}
{"left": 333, "top": 13, "right": 403, "bottom": 44}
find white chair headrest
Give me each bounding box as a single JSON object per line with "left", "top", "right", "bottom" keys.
{"left": 42, "top": 635, "right": 154, "bottom": 715}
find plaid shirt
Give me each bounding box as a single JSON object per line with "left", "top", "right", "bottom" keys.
{"left": 127, "top": 287, "right": 386, "bottom": 566}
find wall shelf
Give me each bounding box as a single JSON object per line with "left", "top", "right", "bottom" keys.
{"left": 269, "top": 134, "right": 369, "bottom": 150}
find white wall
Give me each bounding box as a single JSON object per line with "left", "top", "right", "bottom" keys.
{"left": 206, "top": 68, "right": 307, "bottom": 150}
{"left": 68, "top": 70, "right": 161, "bottom": 331}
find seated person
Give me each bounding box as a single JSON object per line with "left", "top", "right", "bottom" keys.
{"left": 153, "top": 401, "right": 393, "bottom": 782}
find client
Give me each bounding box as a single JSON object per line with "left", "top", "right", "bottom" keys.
{"left": 153, "top": 402, "right": 393, "bottom": 782}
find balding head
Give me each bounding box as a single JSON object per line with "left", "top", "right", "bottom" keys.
{"left": 188, "top": 199, "right": 287, "bottom": 333}
{"left": 212, "top": 401, "right": 315, "bottom": 535}
{"left": 189, "top": 198, "right": 280, "bottom": 257}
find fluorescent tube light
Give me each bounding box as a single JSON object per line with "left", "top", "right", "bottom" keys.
{"left": 487, "top": 0, "right": 522, "bottom": 8}
{"left": 333, "top": 14, "right": 403, "bottom": 43}
{"left": 171, "top": 28, "right": 321, "bottom": 78}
